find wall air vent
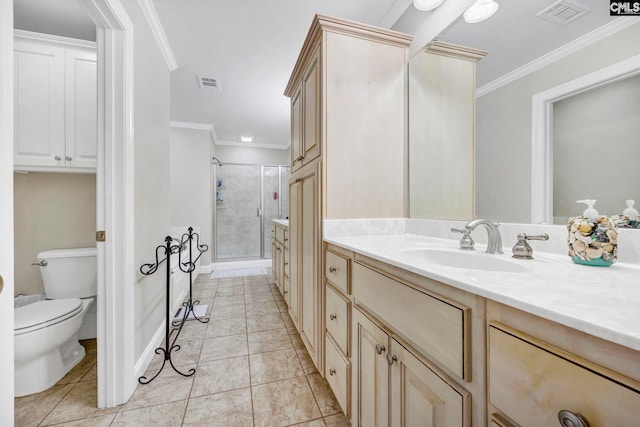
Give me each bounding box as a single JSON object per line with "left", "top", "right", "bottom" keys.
{"left": 537, "top": 0, "right": 591, "bottom": 26}
{"left": 197, "top": 75, "right": 220, "bottom": 90}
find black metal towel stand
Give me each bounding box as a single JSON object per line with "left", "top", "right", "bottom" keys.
{"left": 137, "top": 227, "right": 209, "bottom": 385}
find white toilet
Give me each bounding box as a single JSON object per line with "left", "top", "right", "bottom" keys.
{"left": 14, "top": 247, "right": 97, "bottom": 397}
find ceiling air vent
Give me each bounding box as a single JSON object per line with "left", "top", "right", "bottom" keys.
{"left": 537, "top": 0, "right": 591, "bottom": 26}
{"left": 197, "top": 75, "right": 220, "bottom": 90}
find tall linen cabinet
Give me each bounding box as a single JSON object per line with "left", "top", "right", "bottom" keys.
{"left": 284, "top": 15, "right": 411, "bottom": 374}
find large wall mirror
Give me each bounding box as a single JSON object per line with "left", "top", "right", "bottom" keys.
{"left": 401, "top": 0, "right": 640, "bottom": 225}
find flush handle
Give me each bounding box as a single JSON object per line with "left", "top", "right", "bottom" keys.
{"left": 31, "top": 260, "right": 48, "bottom": 267}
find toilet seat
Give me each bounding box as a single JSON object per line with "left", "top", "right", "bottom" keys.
{"left": 15, "top": 298, "right": 83, "bottom": 336}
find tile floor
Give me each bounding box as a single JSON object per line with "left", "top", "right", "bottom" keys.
{"left": 15, "top": 270, "right": 350, "bottom": 427}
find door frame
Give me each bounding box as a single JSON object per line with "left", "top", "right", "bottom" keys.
{"left": 83, "top": 0, "right": 136, "bottom": 407}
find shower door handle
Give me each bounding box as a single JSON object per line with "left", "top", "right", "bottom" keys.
{"left": 257, "top": 207, "right": 262, "bottom": 217}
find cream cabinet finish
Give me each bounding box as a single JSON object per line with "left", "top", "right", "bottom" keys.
{"left": 271, "top": 223, "right": 288, "bottom": 296}
{"left": 288, "top": 179, "right": 301, "bottom": 329}
{"left": 487, "top": 302, "right": 640, "bottom": 427}
{"left": 325, "top": 334, "right": 351, "bottom": 418}
{"left": 14, "top": 32, "right": 96, "bottom": 172}
{"left": 285, "top": 14, "right": 411, "bottom": 375}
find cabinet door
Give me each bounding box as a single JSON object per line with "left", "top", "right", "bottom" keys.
{"left": 302, "top": 46, "right": 321, "bottom": 166}
{"left": 65, "top": 48, "right": 97, "bottom": 169}
{"left": 288, "top": 179, "right": 301, "bottom": 330}
{"left": 389, "top": 338, "right": 468, "bottom": 427}
{"left": 14, "top": 41, "right": 66, "bottom": 168}
{"left": 300, "top": 171, "right": 319, "bottom": 363}
{"left": 353, "top": 308, "right": 389, "bottom": 427}
{"left": 290, "top": 84, "right": 303, "bottom": 171}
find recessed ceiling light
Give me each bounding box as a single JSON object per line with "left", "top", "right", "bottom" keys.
{"left": 240, "top": 136, "right": 254, "bottom": 143}
{"left": 463, "top": 0, "right": 499, "bottom": 23}
{"left": 413, "top": 0, "right": 445, "bottom": 11}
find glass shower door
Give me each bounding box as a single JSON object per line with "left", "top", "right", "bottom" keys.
{"left": 215, "top": 164, "right": 261, "bottom": 260}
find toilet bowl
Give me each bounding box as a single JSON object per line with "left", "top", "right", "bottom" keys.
{"left": 14, "top": 247, "right": 97, "bottom": 396}
{"left": 14, "top": 297, "right": 93, "bottom": 396}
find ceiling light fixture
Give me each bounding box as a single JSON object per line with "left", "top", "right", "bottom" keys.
{"left": 413, "top": 0, "right": 445, "bottom": 11}
{"left": 240, "top": 135, "right": 254, "bottom": 143}
{"left": 463, "top": 0, "right": 499, "bottom": 23}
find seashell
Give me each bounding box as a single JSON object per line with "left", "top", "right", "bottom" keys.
{"left": 569, "top": 248, "right": 576, "bottom": 256}
{"left": 575, "top": 233, "right": 591, "bottom": 244}
{"left": 572, "top": 240, "right": 586, "bottom": 253}
{"left": 606, "top": 228, "right": 618, "bottom": 244}
{"left": 586, "top": 247, "right": 603, "bottom": 260}
{"left": 603, "top": 243, "right": 614, "bottom": 253}
{"left": 578, "top": 221, "right": 593, "bottom": 234}
{"left": 569, "top": 233, "right": 576, "bottom": 243}
{"left": 570, "top": 222, "right": 579, "bottom": 233}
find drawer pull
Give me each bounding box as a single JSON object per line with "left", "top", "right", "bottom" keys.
{"left": 284, "top": 262, "right": 289, "bottom": 266}
{"left": 329, "top": 368, "right": 336, "bottom": 376}
{"left": 329, "top": 266, "right": 336, "bottom": 273}
{"left": 386, "top": 353, "right": 397, "bottom": 365}
{"left": 375, "top": 344, "right": 385, "bottom": 355}
{"left": 54, "top": 155, "right": 62, "bottom": 161}
{"left": 558, "top": 410, "right": 590, "bottom": 427}
{"left": 329, "top": 313, "right": 337, "bottom": 321}
{"left": 283, "top": 290, "right": 288, "bottom": 294}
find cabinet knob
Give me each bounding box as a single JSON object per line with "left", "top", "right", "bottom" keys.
{"left": 558, "top": 410, "right": 590, "bottom": 427}
{"left": 329, "top": 368, "right": 336, "bottom": 376}
{"left": 65, "top": 156, "right": 72, "bottom": 161}
{"left": 386, "top": 353, "right": 397, "bottom": 365}
{"left": 329, "top": 313, "right": 337, "bottom": 321}
{"left": 296, "top": 155, "right": 304, "bottom": 162}
{"left": 283, "top": 290, "right": 288, "bottom": 294}
{"left": 277, "top": 247, "right": 281, "bottom": 251}
{"left": 54, "top": 156, "right": 62, "bottom": 161}
{"left": 329, "top": 266, "right": 336, "bottom": 273}
{"left": 375, "top": 344, "right": 385, "bottom": 355}
{"left": 284, "top": 262, "right": 288, "bottom": 266}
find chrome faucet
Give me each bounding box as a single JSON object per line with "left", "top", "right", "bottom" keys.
{"left": 451, "top": 219, "right": 503, "bottom": 254}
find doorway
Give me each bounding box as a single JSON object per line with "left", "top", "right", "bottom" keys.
{"left": 214, "top": 164, "right": 290, "bottom": 261}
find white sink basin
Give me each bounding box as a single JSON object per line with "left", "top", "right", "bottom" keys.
{"left": 397, "top": 248, "right": 530, "bottom": 273}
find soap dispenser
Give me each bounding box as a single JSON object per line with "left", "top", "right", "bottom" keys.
{"left": 618, "top": 200, "right": 640, "bottom": 229}
{"left": 567, "top": 199, "right": 617, "bottom": 267}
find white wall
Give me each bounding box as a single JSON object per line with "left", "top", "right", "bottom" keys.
{"left": 0, "top": 0, "right": 15, "bottom": 420}
{"left": 476, "top": 23, "right": 640, "bottom": 223}
{"left": 214, "top": 144, "right": 289, "bottom": 165}
{"left": 120, "top": 0, "right": 173, "bottom": 362}
{"left": 170, "top": 127, "right": 213, "bottom": 266}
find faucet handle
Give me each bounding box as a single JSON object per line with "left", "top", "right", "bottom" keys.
{"left": 451, "top": 228, "right": 475, "bottom": 250}
{"left": 512, "top": 233, "right": 549, "bottom": 259}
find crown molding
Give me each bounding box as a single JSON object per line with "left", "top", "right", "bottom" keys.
{"left": 215, "top": 139, "right": 290, "bottom": 150}
{"left": 137, "top": 0, "right": 177, "bottom": 71}
{"left": 379, "top": 0, "right": 412, "bottom": 29}
{"left": 14, "top": 29, "right": 96, "bottom": 49}
{"left": 477, "top": 18, "right": 638, "bottom": 97}
{"left": 170, "top": 121, "right": 213, "bottom": 130}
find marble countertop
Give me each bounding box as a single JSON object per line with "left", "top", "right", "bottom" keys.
{"left": 325, "top": 233, "right": 640, "bottom": 352}
{"left": 272, "top": 219, "right": 289, "bottom": 228}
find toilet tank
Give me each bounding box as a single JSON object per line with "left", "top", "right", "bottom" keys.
{"left": 37, "top": 247, "right": 97, "bottom": 299}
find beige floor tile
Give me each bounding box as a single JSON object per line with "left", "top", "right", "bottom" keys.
{"left": 183, "top": 388, "right": 253, "bottom": 427}
{"left": 296, "top": 347, "right": 318, "bottom": 374}
{"left": 276, "top": 300, "right": 288, "bottom": 312}
{"left": 147, "top": 339, "right": 202, "bottom": 371}
{"left": 307, "top": 373, "right": 342, "bottom": 416}
{"left": 215, "top": 286, "right": 244, "bottom": 297}
{"left": 246, "top": 301, "right": 280, "bottom": 317}
{"left": 81, "top": 363, "right": 97, "bottom": 381}
{"left": 246, "top": 312, "right": 285, "bottom": 333}
{"left": 41, "top": 380, "right": 120, "bottom": 425}
{"left": 176, "top": 320, "right": 209, "bottom": 342}
{"left": 272, "top": 289, "right": 285, "bottom": 301}
{"left": 212, "top": 294, "right": 245, "bottom": 307}
{"left": 293, "top": 419, "right": 327, "bottom": 426}
{"left": 252, "top": 376, "right": 322, "bottom": 427}
{"left": 80, "top": 339, "right": 97, "bottom": 354}
{"left": 289, "top": 331, "right": 305, "bottom": 349}
{"left": 192, "top": 285, "right": 217, "bottom": 299}
{"left": 245, "top": 284, "right": 272, "bottom": 295}
{"left": 205, "top": 316, "right": 246, "bottom": 338}
{"left": 46, "top": 413, "right": 117, "bottom": 427}
{"left": 112, "top": 399, "right": 188, "bottom": 426}
{"left": 123, "top": 368, "right": 194, "bottom": 412}
{"left": 248, "top": 328, "right": 292, "bottom": 354}
{"left": 14, "top": 383, "right": 74, "bottom": 427}
{"left": 244, "top": 290, "right": 275, "bottom": 303}
{"left": 216, "top": 277, "right": 244, "bottom": 287}
{"left": 323, "top": 413, "right": 350, "bottom": 426}
{"left": 281, "top": 312, "right": 297, "bottom": 330}
{"left": 249, "top": 348, "right": 304, "bottom": 385}
{"left": 57, "top": 352, "right": 97, "bottom": 385}
{"left": 200, "top": 334, "right": 248, "bottom": 362}
{"left": 190, "top": 356, "right": 250, "bottom": 398}
{"left": 210, "top": 303, "right": 245, "bottom": 320}
{"left": 244, "top": 276, "right": 269, "bottom": 286}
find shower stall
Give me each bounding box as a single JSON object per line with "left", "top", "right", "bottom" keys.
{"left": 213, "top": 164, "right": 290, "bottom": 261}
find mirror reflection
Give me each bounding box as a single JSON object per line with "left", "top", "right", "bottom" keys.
{"left": 406, "top": 0, "right": 640, "bottom": 225}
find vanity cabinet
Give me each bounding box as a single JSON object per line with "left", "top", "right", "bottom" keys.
{"left": 14, "top": 31, "right": 97, "bottom": 172}
{"left": 487, "top": 301, "right": 640, "bottom": 427}
{"left": 271, "top": 222, "right": 288, "bottom": 297}
{"left": 285, "top": 14, "right": 411, "bottom": 373}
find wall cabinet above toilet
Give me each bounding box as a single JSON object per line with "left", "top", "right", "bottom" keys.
{"left": 14, "top": 31, "right": 97, "bottom": 173}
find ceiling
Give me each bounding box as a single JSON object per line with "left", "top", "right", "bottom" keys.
{"left": 13, "top": 0, "right": 624, "bottom": 149}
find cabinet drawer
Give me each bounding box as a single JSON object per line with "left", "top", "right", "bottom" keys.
{"left": 352, "top": 262, "right": 469, "bottom": 380}
{"left": 275, "top": 225, "right": 285, "bottom": 243}
{"left": 325, "top": 334, "right": 350, "bottom": 418}
{"left": 325, "top": 250, "right": 349, "bottom": 294}
{"left": 326, "top": 285, "right": 350, "bottom": 355}
{"left": 489, "top": 324, "right": 640, "bottom": 426}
